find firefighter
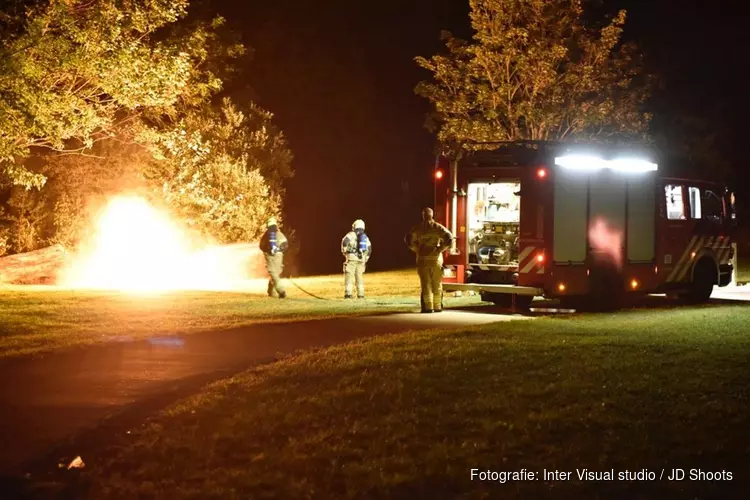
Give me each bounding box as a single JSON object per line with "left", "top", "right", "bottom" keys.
{"left": 406, "top": 207, "right": 454, "bottom": 313}
{"left": 341, "top": 219, "right": 372, "bottom": 299}
{"left": 259, "top": 216, "right": 288, "bottom": 299}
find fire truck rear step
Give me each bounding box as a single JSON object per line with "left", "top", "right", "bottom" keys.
{"left": 443, "top": 283, "right": 542, "bottom": 296}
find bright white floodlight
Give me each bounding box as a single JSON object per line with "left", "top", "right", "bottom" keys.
{"left": 553, "top": 155, "right": 605, "bottom": 170}
{"left": 554, "top": 155, "right": 658, "bottom": 173}
{"left": 609, "top": 158, "right": 658, "bottom": 172}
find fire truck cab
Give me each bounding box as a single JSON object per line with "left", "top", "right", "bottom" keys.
{"left": 436, "top": 141, "right": 736, "bottom": 310}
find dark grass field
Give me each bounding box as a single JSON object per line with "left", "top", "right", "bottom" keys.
{"left": 46, "top": 302, "right": 750, "bottom": 499}
{"left": 738, "top": 251, "right": 750, "bottom": 283}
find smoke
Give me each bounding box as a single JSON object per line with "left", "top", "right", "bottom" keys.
{"left": 588, "top": 218, "right": 623, "bottom": 270}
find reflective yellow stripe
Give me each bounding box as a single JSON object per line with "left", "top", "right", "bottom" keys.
{"left": 667, "top": 236, "right": 698, "bottom": 282}
{"left": 675, "top": 236, "right": 707, "bottom": 282}
{"left": 517, "top": 246, "right": 534, "bottom": 263}
{"left": 521, "top": 258, "right": 537, "bottom": 274}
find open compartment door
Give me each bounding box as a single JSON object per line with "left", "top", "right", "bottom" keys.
{"left": 466, "top": 181, "right": 521, "bottom": 267}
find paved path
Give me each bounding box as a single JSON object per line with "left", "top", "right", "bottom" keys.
{"left": 0, "top": 309, "right": 528, "bottom": 476}
{"left": 711, "top": 284, "right": 750, "bottom": 301}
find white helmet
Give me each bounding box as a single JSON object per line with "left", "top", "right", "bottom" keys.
{"left": 352, "top": 219, "right": 365, "bottom": 230}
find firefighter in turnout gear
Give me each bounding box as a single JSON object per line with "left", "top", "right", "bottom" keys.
{"left": 406, "top": 207, "right": 454, "bottom": 313}
{"left": 259, "top": 216, "right": 288, "bottom": 299}
{"left": 341, "top": 219, "right": 372, "bottom": 299}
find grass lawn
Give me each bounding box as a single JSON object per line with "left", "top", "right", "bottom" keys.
{"left": 737, "top": 253, "right": 750, "bottom": 283}
{"left": 74, "top": 303, "right": 750, "bottom": 499}
{"left": 0, "top": 269, "right": 479, "bottom": 358}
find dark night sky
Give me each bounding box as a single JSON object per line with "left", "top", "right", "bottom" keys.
{"left": 211, "top": 0, "right": 749, "bottom": 275}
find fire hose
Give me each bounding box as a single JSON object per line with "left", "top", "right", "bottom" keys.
{"left": 285, "top": 275, "right": 411, "bottom": 308}
{"left": 287, "top": 275, "right": 328, "bottom": 300}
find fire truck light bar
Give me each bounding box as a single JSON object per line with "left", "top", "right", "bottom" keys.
{"left": 554, "top": 155, "right": 657, "bottom": 172}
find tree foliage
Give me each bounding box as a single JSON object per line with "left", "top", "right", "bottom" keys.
{"left": 415, "top": 0, "right": 652, "bottom": 152}
{"left": 139, "top": 98, "right": 293, "bottom": 243}
{"left": 0, "top": 0, "right": 295, "bottom": 253}
{"left": 0, "top": 187, "right": 48, "bottom": 254}
{"left": 0, "top": 96, "right": 295, "bottom": 250}
{"left": 0, "top": 0, "right": 238, "bottom": 188}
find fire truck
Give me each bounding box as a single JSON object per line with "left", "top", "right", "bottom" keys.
{"left": 435, "top": 141, "right": 737, "bottom": 310}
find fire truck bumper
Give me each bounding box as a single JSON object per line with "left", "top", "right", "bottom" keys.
{"left": 442, "top": 283, "right": 543, "bottom": 296}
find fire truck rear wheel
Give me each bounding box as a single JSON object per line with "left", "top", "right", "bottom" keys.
{"left": 683, "top": 259, "right": 716, "bottom": 304}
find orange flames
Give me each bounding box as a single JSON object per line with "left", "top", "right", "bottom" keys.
{"left": 588, "top": 218, "right": 623, "bottom": 270}
{"left": 59, "top": 196, "right": 264, "bottom": 293}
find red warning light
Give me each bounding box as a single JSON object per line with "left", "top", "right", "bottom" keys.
{"left": 537, "top": 168, "right": 547, "bottom": 179}
{"left": 435, "top": 170, "right": 444, "bottom": 180}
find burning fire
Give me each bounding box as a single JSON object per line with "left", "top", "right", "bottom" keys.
{"left": 60, "top": 196, "right": 264, "bottom": 293}
{"left": 588, "top": 218, "right": 623, "bottom": 270}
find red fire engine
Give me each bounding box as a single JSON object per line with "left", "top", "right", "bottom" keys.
{"left": 435, "top": 141, "right": 736, "bottom": 310}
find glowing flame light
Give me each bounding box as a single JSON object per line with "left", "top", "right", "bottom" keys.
{"left": 588, "top": 218, "right": 623, "bottom": 270}
{"left": 60, "top": 196, "right": 263, "bottom": 293}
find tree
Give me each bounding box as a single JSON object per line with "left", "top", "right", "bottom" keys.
{"left": 0, "top": 0, "right": 236, "bottom": 188}
{"left": 0, "top": 141, "right": 150, "bottom": 251}
{"left": 0, "top": 95, "right": 295, "bottom": 250}
{"left": 138, "top": 98, "right": 293, "bottom": 243}
{"left": 0, "top": 187, "right": 48, "bottom": 253}
{"left": 41, "top": 141, "right": 152, "bottom": 247}
{"left": 0, "top": 0, "right": 295, "bottom": 254}
{"left": 415, "top": 0, "right": 651, "bottom": 153}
